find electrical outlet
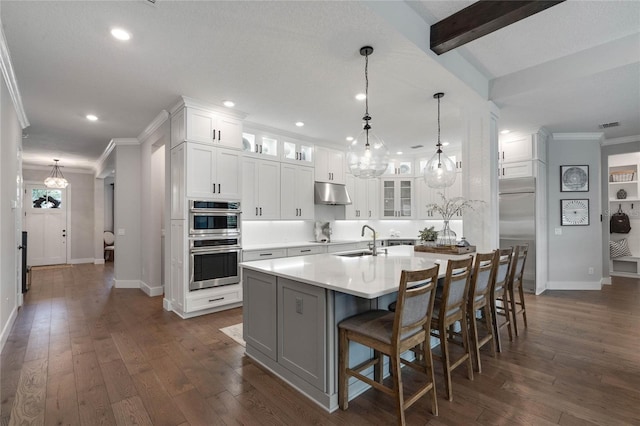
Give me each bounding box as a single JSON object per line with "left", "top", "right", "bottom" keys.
{"left": 117, "top": 228, "right": 125, "bottom": 236}
{"left": 588, "top": 267, "right": 594, "bottom": 275}
{"left": 295, "top": 297, "right": 303, "bottom": 314}
{"left": 555, "top": 228, "right": 562, "bottom": 235}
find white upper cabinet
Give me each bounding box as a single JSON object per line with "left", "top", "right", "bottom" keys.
{"left": 381, "top": 178, "right": 414, "bottom": 219}
{"left": 186, "top": 143, "right": 242, "bottom": 200}
{"left": 384, "top": 159, "right": 415, "bottom": 176}
{"left": 281, "top": 164, "right": 314, "bottom": 220}
{"left": 282, "top": 139, "right": 314, "bottom": 166}
{"left": 170, "top": 144, "right": 186, "bottom": 220}
{"left": 499, "top": 133, "right": 546, "bottom": 164}
{"left": 243, "top": 158, "right": 280, "bottom": 220}
{"left": 345, "top": 175, "right": 379, "bottom": 220}
{"left": 242, "top": 132, "right": 279, "bottom": 160}
{"left": 315, "top": 146, "right": 345, "bottom": 184}
{"left": 170, "top": 97, "right": 245, "bottom": 150}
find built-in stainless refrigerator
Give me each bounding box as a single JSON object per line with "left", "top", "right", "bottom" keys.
{"left": 499, "top": 177, "right": 536, "bottom": 292}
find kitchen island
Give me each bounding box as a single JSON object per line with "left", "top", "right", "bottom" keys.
{"left": 240, "top": 245, "right": 471, "bottom": 412}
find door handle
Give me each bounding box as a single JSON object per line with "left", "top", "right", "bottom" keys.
{"left": 18, "top": 245, "right": 23, "bottom": 250}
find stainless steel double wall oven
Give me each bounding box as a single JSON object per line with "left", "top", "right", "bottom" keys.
{"left": 188, "top": 200, "right": 242, "bottom": 291}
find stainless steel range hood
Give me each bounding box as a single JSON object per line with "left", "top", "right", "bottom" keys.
{"left": 314, "top": 182, "right": 352, "bottom": 205}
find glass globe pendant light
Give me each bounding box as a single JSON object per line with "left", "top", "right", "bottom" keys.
{"left": 44, "top": 159, "right": 69, "bottom": 189}
{"left": 346, "top": 46, "right": 389, "bottom": 178}
{"left": 423, "top": 92, "right": 456, "bottom": 188}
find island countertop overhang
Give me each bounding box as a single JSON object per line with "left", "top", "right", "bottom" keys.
{"left": 240, "top": 245, "right": 471, "bottom": 299}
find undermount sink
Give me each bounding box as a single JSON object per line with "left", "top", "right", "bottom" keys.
{"left": 335, "top": 250, "right": 374, "bottom": 257}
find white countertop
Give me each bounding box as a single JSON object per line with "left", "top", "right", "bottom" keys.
{"left": 243, "top": 239, "right": 368, "bottom": 251}
{"left": 240, "top": 245, "right": 472, "bottom": 299}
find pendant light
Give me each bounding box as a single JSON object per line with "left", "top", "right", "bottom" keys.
{"left": 44, "top": 159, "right": 69, "bottom": 189}
{"left": 423, "top": 92, "right": 456, "bottom": 188}
{"left": 346, "top": 46, "right": 389, "bottom": 178}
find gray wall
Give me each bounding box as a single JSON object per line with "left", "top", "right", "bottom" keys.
{"left": 114, "top": 143, "right": 141, "bottom": 285}
{"left": 547, "top": 136, "right": 603, "bottom": 289}
{"left": 23, "top": 168, "right": 95, "bottom": 262}
{"left": 0, "top": 70, "right": 21, "bottom": 346}
{"left": 601, "top": 139, "right": 640, "bottom": 278}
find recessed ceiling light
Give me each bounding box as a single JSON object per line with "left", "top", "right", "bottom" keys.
{"left": 223, "top": 100, "right": 235, "bottom": 108}
{"left": 355, "top": 93, "right": 366, "bottom": 101}
{"left": 346, "top": 136, "right": 354, "bottom": 142}
{"left": 396, "top": 151, "right": 403, "bottom": 155}
{"left": 500, "top": 129, "right": 511, "bottom": 134}
{"left": 295, "top": 122, "right": 304, "bottom": 127}
{"left": 110, "top": 28, "right": 131, "bottom": 41}
{"left": 442, "top": 142, "right": 450, "bottom": 147}
{"left": 86, "top": 114, "right": 98, "bottom": 121}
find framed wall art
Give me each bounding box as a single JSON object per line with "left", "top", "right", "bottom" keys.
{"left": 560, "top": 165, "right": 589, "bottom": 192}
{"left": 561, "top": 199, "right": 589, "bottom": 226}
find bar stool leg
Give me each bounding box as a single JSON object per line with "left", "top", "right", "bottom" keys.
{"left": 338, "top": 329, "right": 349, "bottom": 410}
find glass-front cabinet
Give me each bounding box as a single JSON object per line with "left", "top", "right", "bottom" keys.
{"left": 384, "top": 159, "right": 415, "bottom": 176}
{"left": 242, "top": 132, "right": 279, "bottom": 159}
{"left": 381, "top": 178, "right": 414, "bottom": 219}
{"left": 282, "top": 139, "right": 314, "bottom": 166}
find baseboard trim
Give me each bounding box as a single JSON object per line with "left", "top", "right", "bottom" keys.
{"left": 114, "top": 279, "right": 140, "bottom": 289}
{"left": 602, "top": 277, "right": 612, "bottom": 285}
{"left": 140, "top": 281, "right": 164, "bottom": 297}
{"left": 163, "top": 298, "right": 173, "bottom": 312}
{"left": 70, "top": 258, "right": 95, "bottom": 264}
{"left": 0, "top": 306, "right": 18, "bottom": 352}
{"left": 546, "top": 281, "right": 602, "bottom": 291}
{"left": 94, "top": 259, "right": 105, "bottom": 265}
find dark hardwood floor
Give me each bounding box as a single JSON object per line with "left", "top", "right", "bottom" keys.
{"left": 1, "top": 263, "right": 639, "bottom": 425}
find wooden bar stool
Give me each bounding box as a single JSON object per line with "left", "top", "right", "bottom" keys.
{"left": 338, "top": 266, "right": 440, "bottom": 425}
{"left": 430, "top": 256, "right": 474, "bottom": 402}
{"left": 508, "top": 245, "right": 529, "bottom": 336}
{"left": 491, "top": 247, "right": 514, "bottom": 352}
{"left": 467, "top": 250, "right": 499, "bottom": 373}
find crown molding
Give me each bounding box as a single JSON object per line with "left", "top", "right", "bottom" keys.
{"left": 137, "top": 110, "right": 169, "bottom": 142}
{"left": 168, "top": 95, "right": 248, "bottom": 120}
{"left": 94, "top": 139, "right": 116, "bottom": 175}
{"left": 113, "top": 138, "right": 140, "bottom": 146}
{"left": 552, "top": 132, "right": 604, "bottom": 141}
{"left": 601, "top": 134, "right": 640, "bottom": 146}
{"left": 23, "top": 164, "right": 95, "bottom": 175}
{"left": 0, "top": 24, "right": 29, "bottom": 129}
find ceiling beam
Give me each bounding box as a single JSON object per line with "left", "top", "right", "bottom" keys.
{"left": 430, "top": 0, "right": 565, "bottom": 55}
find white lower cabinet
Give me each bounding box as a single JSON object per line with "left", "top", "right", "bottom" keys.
{"left": 280, "top": 164, "right": 314, "bottom": 220}
{"left": 242, "top": 158, "right": 280, "bottom": 219}
{"left": 243, "top": 270, "right": 326, "bottom": 391}
{"left": 185, "top": 285, "right": 242, "bottom": 312}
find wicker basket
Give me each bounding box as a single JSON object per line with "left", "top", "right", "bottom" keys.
{"left": 610, "top": 171, "right": 635, "bottom": 182}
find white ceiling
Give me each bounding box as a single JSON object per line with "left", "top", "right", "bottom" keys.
{"left": 2, "top": 0, "right": 639, "bottom": 171}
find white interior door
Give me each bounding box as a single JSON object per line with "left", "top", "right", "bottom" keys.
{"left": 24, "top": 184, "right": 67, "bottom": 266}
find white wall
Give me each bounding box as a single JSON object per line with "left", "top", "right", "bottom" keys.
{"left": 0, "top": 63, "right": 22, "bottom": 348}
{"left": 22, "top": 168, "right": 95, "bottom": 263}
{"left": 547, "top": 135, "right": 603, "bottom": 290}
{"left": 104, "top": 176, "right": 114, "bottom": 231}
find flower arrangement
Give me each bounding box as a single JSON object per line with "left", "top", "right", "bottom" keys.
{"left": 425, "top": 192, "right": 483, "bottom": 220}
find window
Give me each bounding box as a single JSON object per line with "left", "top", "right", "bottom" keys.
{"left": 32, "top": 189, "right": 62, "bottom": 209}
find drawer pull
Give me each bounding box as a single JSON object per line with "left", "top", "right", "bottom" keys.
{"left": 301, "top": 249, "right": 311, "bottom": 253}
{"left": 260, "top": 253, "right": 273, "bottom": 256}
{"left": 209, "top": 297, "right": 224, "bottom": 302}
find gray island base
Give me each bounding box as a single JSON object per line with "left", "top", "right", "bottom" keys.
{"left": 240, "top": 246, "right": 470, "bottom": 412}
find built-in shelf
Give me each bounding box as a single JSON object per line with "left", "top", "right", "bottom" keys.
{"left": 608, "top": 157, "right": 640, "bottom": 278}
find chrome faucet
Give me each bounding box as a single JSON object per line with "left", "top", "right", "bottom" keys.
{"left": 361, "top": 225, "right": 378, "bottom": 256}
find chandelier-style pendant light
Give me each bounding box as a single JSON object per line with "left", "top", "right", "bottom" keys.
{"left": 44, "top": 159, "right": 69, "bottom": 189}
{"left": 423, "top": 92, "right": 456, "bottom": 188}
{"left": 346, "top": 46, "right": 389, "bottom": 178}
